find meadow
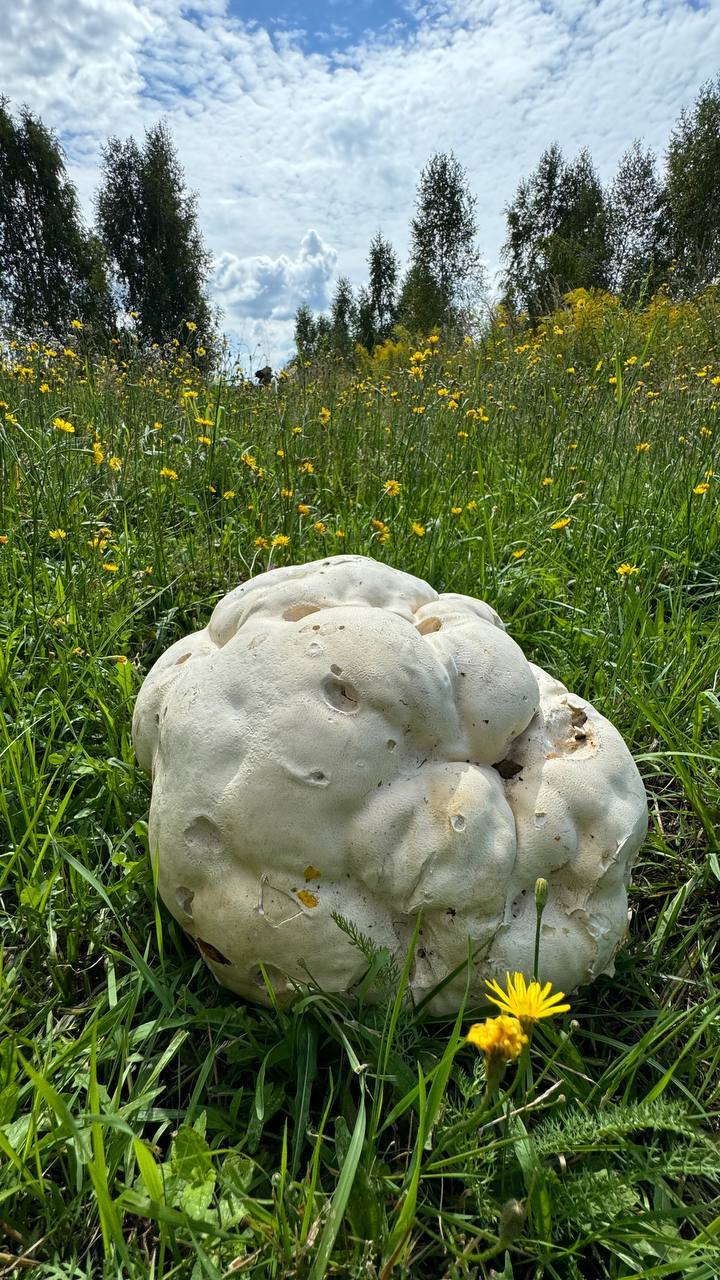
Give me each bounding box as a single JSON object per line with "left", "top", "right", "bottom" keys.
{"left": 1, "top": 287, "right": 719, "bottom": 1278}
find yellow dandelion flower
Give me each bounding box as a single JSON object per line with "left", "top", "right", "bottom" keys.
{"left": 0, "top": 535, "right": 9, "bottom": 545}
{"left": 485, "top": 972, "right": 570, "bottom": 1028}
{"left": 451, "top": 506, "right": 462, "bottom": 515}
{"left": 300, "top": 461, "right": 314, "bottom": 474}
{"left": 550, "top": 517, "right": 572, "bottom": 530}
{"left": 313, "top": 521, "right": 327, "bottom": 535}
{"left": 693, "top": 482, "right": 710, "bottom": 495}
{"left": 635, "top": 441, "right": 651, "bottom": 453}
{"left": 276, "top": 448, "right": 285, "bottom": 457}
{"left": 457, "top": 430, "right": 469, "bottom": 439}
{"left": 49, "top": 528, "right": 67, "bottom": 540}
{"left": 511, "top": 548, "right": 526, "bottom": 559}
{"left": 335, "top": 530, "right": 345, "bottom": 539}
{"left": 103, "top": 562, "right": 119, "bottom": 573}
{"left": 280, "top": 487, "right": 294, "bottom": 499}
{"left": 616, "top": 562, "right": 639, "bottom": 575}
{"left": 541, "top": 477, "right": 553, "bottom": 486}
{"left": 411, "top": 521, "right": 426, "bottom": 537}
{"left": 39, "top": 383, "right": 50, "bottom": 393}
{"left": 297, "top": 503, "right": 311, "bottom": 515}
{"left": 53, "top": 416, "right": 75, "bottom": 434}
{"left": 185, "top": 320, "right": 197, "bottom": 331}
{"left": 160, "top": 466, "right": 178, "bottom": 481}
{"left": 319, "top": 406, "right": 331, "bottom": 424}
{"left": 272, "top": 534, "right": 290, "bottom": 548}
{"left": 383, "top": 479, "right": 401, "bottom": 497}
{"left": 197, "top": 434, "right": 212, "bottom": 445}
{"left": 466, "top": 1014, "right": 527, "bottom": 1060}
{"left": 700, "top": 426, "right": 713, "bottom": 438}
{"left": 63, "top": 347, "right": 78, "bottom": 359}
{"left": 70, "top": 319, "right": 83, "bottom": 329}
{"left": 92, "top": 440, "right": 105, "bottom": 466}
{"left": 109, "top": 456, "right": 122, "bottom": 471}
{"left": 223, "top": 490, "right": 236, "bottom": 500}
{"left": 254, "top": 536, "right": 269, "bottom": 549}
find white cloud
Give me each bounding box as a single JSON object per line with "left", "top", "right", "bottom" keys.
{"left": 213, "top": 229, "right": 338, "bottom": 319}
{"left": 2, "top": 0, "right": 720, "bottom": 364}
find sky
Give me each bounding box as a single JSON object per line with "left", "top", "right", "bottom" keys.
{"left": 2, "top": 0, "right": 720, "bottom": 365}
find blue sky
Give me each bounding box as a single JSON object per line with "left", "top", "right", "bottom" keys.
{"left": 228, "top": 0, "right": 417, "bottom": 51}
{"left": 1, "top": 0, "right": 719, "bottom": 364}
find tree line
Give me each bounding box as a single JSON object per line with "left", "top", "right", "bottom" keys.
{"left": 296, "top": 74, "right": 720, "bottom": 356}
{"left": 0, "top": 102, "right": 213, "bottom": 352}
{"left": 1, "top": 75, "right": 719, "bottom": 361}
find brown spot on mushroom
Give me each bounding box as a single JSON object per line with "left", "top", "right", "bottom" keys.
{"left": 297, "top": 889, "right": 318, "bottom": 908}
{"left": 175, "top": 652, "right": 192, "bottom": 665}
{"left": 304, "top": 864, "right": 321, "bottom": 880}
{"left": 283, "top": 604, "right": 321, "bottom": 621}
{"left": 416, "top": 616, "right": 442, "bottom": 635}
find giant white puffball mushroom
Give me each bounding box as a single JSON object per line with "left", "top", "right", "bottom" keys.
{"left": 132, "top": 555, "right": 647, "bottom": 1012}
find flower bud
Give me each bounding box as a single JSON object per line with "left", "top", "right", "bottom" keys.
{"left": 535, "top": 877, "right": 548, "bottom": 913}
{"left": 499, "top": 1197, "right": 525, "bottom": 1243}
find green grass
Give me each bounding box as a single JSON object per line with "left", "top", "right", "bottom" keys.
{"left": 1, "top": 296, "right": 719, "bottom": 1278}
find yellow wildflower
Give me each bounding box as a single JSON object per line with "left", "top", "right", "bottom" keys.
{"left": 103, "top": 563, "right": 119, "bottom": 573}
{"left": 541, "top": 477, "right": 553, "bottom": 486}
{"left": 616, "top": 562, "right": 639, "bottom": 575}
{"left": 635, "top": 441, "right": 651, "bottom": 453}
{"left": 53, "top": 417, "right": 75, "bottom": 434}
{"left": 223, "top": 490, "right": 236, "bottom": 500}
{"left": 92, "top": 440, "right": 105, "bottom": 466}
{"left": 297, "top": 503, "right": 311, "bottom": 515}
{"left": 280, "top": 488, "right": 294, "bottom": 499}
{"left": 70, "top": 319, "right": 83, "bottom": 329}
{"left": 383, "top": 479, "right": 401, "bottom": 497}
{"left": 693, "top": 482, "right": 710, "bottom": 495}
{"left": 272, "top": 534, "right": 290, "bottom": 548}
{"left": 197, "top": 435, "right": 212, "bottom": 445}
{"left": 160, "top": 467, "right": 178, "bottom": 481}
{"left": 319, "top": 406, "right": 331, "bottom": 424}
{"left": 49, "top": 528, "right": 67, "bottom": 540}
{"left": 411, "top": 521, "right": 425, "bottom": 537}
{"left": 511, "top": 548, "right": 526, "bottom": 559}
{"left": 109, "top": 456, "right": 122, "bottom": 471}
{"left": 486, "top": 972, "right": 570, "bottom": 1029}
{"left": 313, "top": 521, "right": 327, "bottom": 535}
{"left": 550, "top": 517, "right": 572, "bottom": 530}
{"left": 185, "top": 321, "right": 197, "bottom": 331}
{"left": 300, "top": 461, "right": 314, "bottom": 474}
{"left": 466, "top": 1015, "right": 527, "bottom": 1060}
{"left": 254, "top": 536, "right": 269, "bottom": 549}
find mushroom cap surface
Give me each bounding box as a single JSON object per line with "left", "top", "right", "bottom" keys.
{"left": 132, "top": 555, "right": 647, "bottom": 1011}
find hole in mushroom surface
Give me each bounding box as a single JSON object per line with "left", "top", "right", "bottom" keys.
{"left": 450, "top": 814, "right": 466, "bottom": 832}
{"left": 306, "top": 768, "right": 330, "bottom": 786}
{"left": 175, "top": 885, "right": 194, "bottom": 917}
{"left": 416, "top": 616, "right": 442, "bottom": 635}
{"left": 197, "top": 937, "right": 231, "bottom": 964}
{"left": 494, "top": 758, "right": 523, "bottom": 780}
{"left": 569, "top": 706, "right": 588, "bottom": 728}
{"left": 330, "top": 663, "right": 343, "bottom": 676}
{"left": 322, "top": 675, "right": 360, "bottom": 714}
{"left": 386, "top": 738, "right": 397, "bottom": 751}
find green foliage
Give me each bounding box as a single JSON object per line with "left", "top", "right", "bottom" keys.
{"left": 666, "top": 74, "right": 720, "bottom": 291}
{"left": 96, "top": 120, "right": 214, "bottom": 353}
{"left": 1, "top": 291, "right": 720, "bottom": 1277}
{"left": 0, "top": 98, "right": 113, "bottom": 335}
{"left": 503, "top": 144, "right": 610, "bottom": 318}
{"left": 607, "top": 141, "right": 670, "bottom": 302}
{"left": 402, "top": 150, "right": 483, "bottom": 332}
